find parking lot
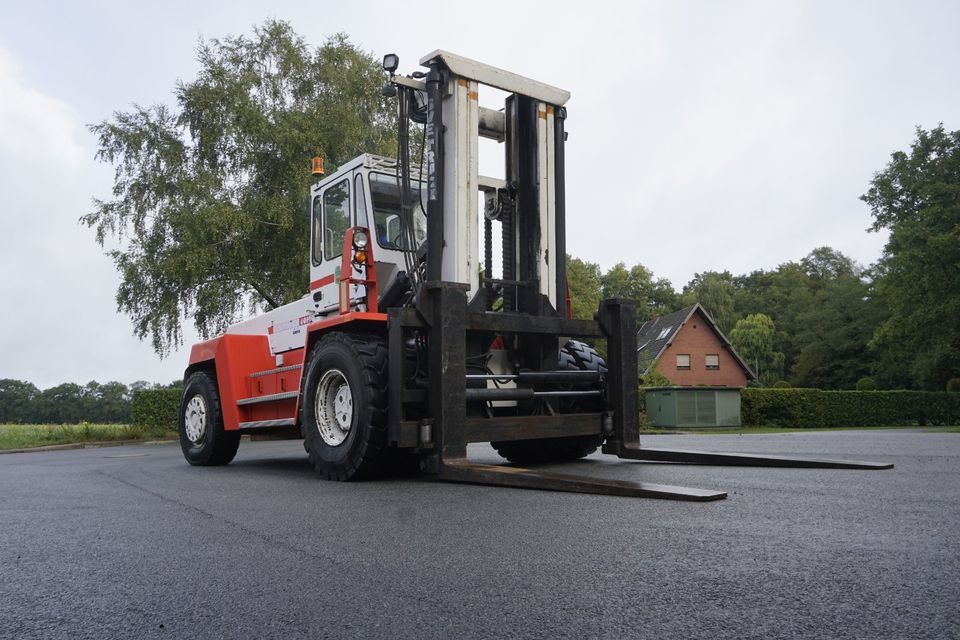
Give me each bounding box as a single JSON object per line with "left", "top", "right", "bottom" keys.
{"left": 1, "top": 429, "right": 957, "bottom": 639}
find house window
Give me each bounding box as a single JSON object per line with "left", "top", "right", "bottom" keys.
{"left": 705, "top": 354, "right": 720, "bottom": 370}
{"left": 657, "top": 327, "right": 672, "bottom": 340}
{"left": 676, "top": 354, "right": 691, "bottom": 369}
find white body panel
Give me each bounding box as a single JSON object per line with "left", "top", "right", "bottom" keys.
{"left": 539, "top": 104, "right": 557, "bottom": 307}
{"left": 440, "top": 76, "right": 480, "bottom": 298}
{"left": 226, "top": 295, "right": 315, "bottom": 355}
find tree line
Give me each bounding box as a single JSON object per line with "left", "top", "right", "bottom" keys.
{"left": 0, "top": 379, "right": 180, "bottom": 424}
{"left": 568, "top": 247, "right": 882, "bottom": 389}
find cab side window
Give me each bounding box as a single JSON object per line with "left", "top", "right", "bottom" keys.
{"left": 354, "top": 174, "right": 369, "bottom": 229}
{"left": 324, "top": 179, "right": 350, "bottom": 261}
{"left": 311, "top": 195, "right": 322, "bottom": 265}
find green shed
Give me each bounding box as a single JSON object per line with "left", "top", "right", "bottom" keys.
{"left": 644, "top": 387, "right": 742, "bottom": 428}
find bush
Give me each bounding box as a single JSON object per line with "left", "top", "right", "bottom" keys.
{"left": 856, "top": 377, "right": 877, "bottom": 391}
{"left": 771, "top": 380, "right": 792, "bottom": 389}
{"left": 741, "top": 389, "right": 960, "bottom": 428}
{"left": 132, "top": 389, "right": 182, "bottom": 437}
{"left": 947, "top": 378, "right": 960, "bottom": 392}
{"left": 640, "top": 369, "right": 671, "bottom": 388}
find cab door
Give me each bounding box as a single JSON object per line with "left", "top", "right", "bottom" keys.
{"left": 309, "top": 177, "right": 351, "bottom": 313}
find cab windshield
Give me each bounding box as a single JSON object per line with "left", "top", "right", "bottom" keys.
{"left": 369, "top": 172, "right": 426, "bottom": 251}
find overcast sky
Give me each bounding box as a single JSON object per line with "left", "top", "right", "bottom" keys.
{"left": 1, "top": 0, "right": 957, "bottom": 388}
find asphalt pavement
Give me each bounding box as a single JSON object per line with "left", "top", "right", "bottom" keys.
{"left": 1, "top": 429, "right": 958, "bottom": 639}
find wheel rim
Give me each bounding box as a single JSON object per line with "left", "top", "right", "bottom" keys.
{"left": 184, "top": 395, "right": 207, "bottom": 444}
{"left": 315, "top": 369, "right": 353, "bottom": 447}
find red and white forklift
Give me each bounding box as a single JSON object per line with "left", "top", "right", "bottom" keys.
{"left": 179, "top": 50, "right": 891, "bottom": 500}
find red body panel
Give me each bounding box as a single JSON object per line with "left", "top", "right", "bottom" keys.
{"left": 189, "top": 312, "right": 387, "bottom": 431}
{"left": 190, "top": 335, "right": 276, "bottom": 429}
{"left": 306, "top": 311, "right": 388, "bottom": 335}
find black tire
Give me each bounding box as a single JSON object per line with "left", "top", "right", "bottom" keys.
{"left": 300, "top": 333, "right": 389, "bottom": 481}
{"left": 179, "top": 371, "right": 241, "bottom": 466}
{"left": 491, "top": 340, "right": 606, "bottom": 464}
{"left": 563, "top": 339, "right": 608, "bottom": 377}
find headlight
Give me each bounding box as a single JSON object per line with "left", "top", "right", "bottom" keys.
{"left": 353, "top": 230, "right": 369, "bottom": 250}
{"left": 383, "top": 54, "right": 399, "bottom": 73}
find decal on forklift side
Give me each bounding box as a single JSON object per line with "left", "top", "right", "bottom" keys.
{"left": 269, "top": 315, "right": 312, "bottom": 335}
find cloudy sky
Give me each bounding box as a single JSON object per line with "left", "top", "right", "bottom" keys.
{"left": 1, "top": 0, "right": 957, "bottom": 388}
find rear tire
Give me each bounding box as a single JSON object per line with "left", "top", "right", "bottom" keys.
{"left": 300, "top": 333, "right": 389, "bottom": 481}
{"left": 491, "top": 340, "right": 606, "bottom": 464}
{"left": 179, "top": 371, "right": 240, "bottom": 466}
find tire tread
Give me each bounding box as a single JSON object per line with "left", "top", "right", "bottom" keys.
{"left": 180, "top": 371, "right": 240, "bottom": 466}
{"left": 302, "top": 332, "right": 389, "bottom": 481}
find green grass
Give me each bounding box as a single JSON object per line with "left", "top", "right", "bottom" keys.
{"left": 0, "top": 423, "right": 149, "bottom": 450}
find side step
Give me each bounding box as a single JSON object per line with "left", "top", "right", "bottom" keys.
{"left": 237, "top": 391, "right": 298, "bottom": 406}
{"left": 239, "top": 418, "right": 296, "bottom": 430}
{"left": 609, "top": 444, "right": 894, "bottom": 470}
{"left": 436, "top": 459, "right": 726, "bottom": 501}
{"left": 249, "top": 364, "right": 302, "bottom": 377}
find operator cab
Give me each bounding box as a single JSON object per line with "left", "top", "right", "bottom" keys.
{"left": 309, "top": 154, "right": 425, "bottom": 314}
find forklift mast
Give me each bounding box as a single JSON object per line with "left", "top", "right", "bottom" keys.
{"left": 382, "top": 51, "right": 891, "bottom": 498}
{"left": 383, "top": 51, "right": 650, "bottom": 481}
{"left": 419, "top": 50, "right": 566, "bottom": 311}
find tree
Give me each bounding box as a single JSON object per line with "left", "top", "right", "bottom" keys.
{"left": 786, "top": 248, "right": 883, "bottom": 389}
{"left": 727, "top": 247, "right": 891, "bottom": 389}
{"left": 37, "top": 383, "right": 85, "bottom": 424}
{"left": 733, "top": 263, "right": 810, "bottom": 370}
{"left": 730, "top": 314, "right": 784, "bottom": 386}
{"left": 800, "top": 246, "right": 859, "bottom": 283}
{"left": 96, "top": 381, "right": 134, "bottom": 423}
{"left": 566, "top": 255, "right": 602, "bottom": 321}
{"left": 600, "top": 261, "right": 679, "bottom": 320}
{"left": 790, "top": 275, "right": 880, "bottom": 389}
{"left": 85, "top": 21, "right": 396, "bottom": 355}
{"left": 0, "top": 379, "right": 39, "bottom": 423}
{"left": 682, "top": 271, "right": 737, "bottom": 334}
{"left": 862, "top": 125, "right": 960, "bottom": 389}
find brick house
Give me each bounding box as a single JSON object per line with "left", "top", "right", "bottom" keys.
{"left": 637, "top": 303, "right": 755, "bottom": 388}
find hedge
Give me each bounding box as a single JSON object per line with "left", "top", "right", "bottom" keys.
{"left": 132, "top": 389, "right": 182, "bottom": 436}
{"left": 133, "top": 385, "right": 959, "bottom": 436}
{"left": 741, "top": 389, "right": 960, "bottom": 428}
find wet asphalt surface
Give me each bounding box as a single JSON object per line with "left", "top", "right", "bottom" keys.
{"left": 1, "top": 429, "right": 958, "bottom": 640}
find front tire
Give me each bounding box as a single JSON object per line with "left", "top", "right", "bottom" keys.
{"left": 300, "top": 333, "right": 388, "bottom": 481}
{"left": 179, "top": 371, "right": 240, "bottom": 466}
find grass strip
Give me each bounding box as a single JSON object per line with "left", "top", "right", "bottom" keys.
{"left": 0, "top": 423, "right": 148, "bottom": 450}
